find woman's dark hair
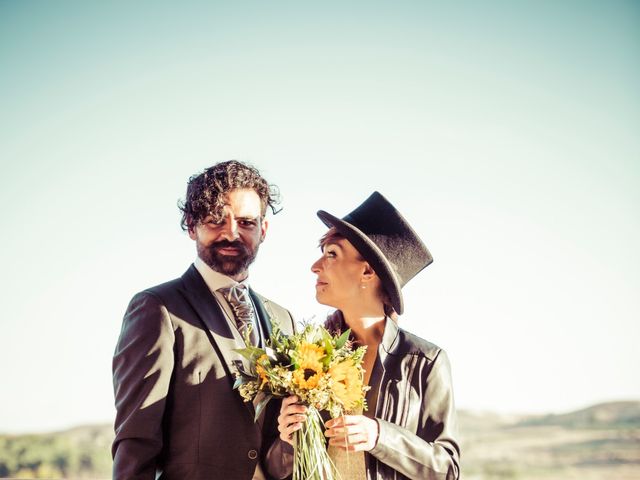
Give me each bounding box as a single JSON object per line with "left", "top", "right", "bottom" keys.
{"left": 318, "top": 229, "right": 362, "bottom": 259}
{"left": 179, "top": 160, "right": 281, "bottom": 231}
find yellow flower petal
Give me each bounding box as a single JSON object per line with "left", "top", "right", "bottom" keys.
{"left": 256, "top": 354, "right": 270, "bottom": 387}
{"left": 328, "top": 359, "right": 364, "bottom": 411}
{"left": 293, "top": 368, "right": 324, "bottom": 389}
{"left": 296, "top": 342, "right": 325, "bottom": 371}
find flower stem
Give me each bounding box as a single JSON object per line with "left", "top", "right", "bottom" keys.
{"left": 293, "top": 406, "right": 339, "bottom": 480}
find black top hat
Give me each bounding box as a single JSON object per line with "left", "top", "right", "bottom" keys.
{"left": 317, "top": 191, "right": 433, "bottom": 315}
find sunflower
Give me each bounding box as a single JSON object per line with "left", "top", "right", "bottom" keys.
{"left": 295, "top": 342, "right": 325, "bottom": 369}
{"left": 293, "top": 367, "right": 324, "bottom": 389}
{"left": 292, "top": 342, "right": 326, "bottom": 390}
{"left": 328, "top": 358, "right": 363, "bottom": 411}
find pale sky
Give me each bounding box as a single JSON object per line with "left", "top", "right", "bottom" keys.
{"left": 1, "top": 1, "right": 638, "bottom": 433}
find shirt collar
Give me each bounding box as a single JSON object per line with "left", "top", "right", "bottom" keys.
{"left": 194, "top": 256, "right": 250, "bottom": 293}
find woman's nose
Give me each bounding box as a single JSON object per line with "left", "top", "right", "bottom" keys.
{"left": 310, "top": 257, "right": 322, "bottom": 273}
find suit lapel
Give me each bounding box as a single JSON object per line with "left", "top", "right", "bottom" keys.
{"left": 369, "top": 317, "right": 400, "bottom": 418}
{"left": 250, "top": 289, "right": 274, "bottom": 339}
{"left": 178, "top": 265, "right": 248, "bottom": 382}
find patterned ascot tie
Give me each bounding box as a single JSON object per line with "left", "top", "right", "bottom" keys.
{"left": 219, "top": 284, "right": 259, "bottom": 346}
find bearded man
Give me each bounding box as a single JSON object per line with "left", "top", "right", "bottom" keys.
{"left": 112, "top": 160, "right": 295, "bottom": 479}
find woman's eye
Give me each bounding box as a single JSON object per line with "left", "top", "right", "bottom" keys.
{"left": 326, "top": 250, "right": 337, "bottom": 258}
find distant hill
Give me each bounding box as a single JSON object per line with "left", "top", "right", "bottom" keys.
{"left": 458, "top": 409, "right": 525, "bottom": 432}
{"left": 1, "top": 401, "right": 639, "bottom": 479}
{"left": 460, "top": 400, "right": 640, "bottom": 480}
{"left": 515, "top": 400, "right": 640, "bottom": 429}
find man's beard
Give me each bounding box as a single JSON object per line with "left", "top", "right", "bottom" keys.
{"left": 198, "top": 239, "right": 260, "bottom": 277}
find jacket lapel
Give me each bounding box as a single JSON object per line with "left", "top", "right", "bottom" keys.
{"left": 250, "top": 289, "right": 275, "bottom": 339}
{"left": 178, "top": 265, "right": 248, "bottom": 382}
{"left": 368, "top": 317, "right": 400, "bottom": 418}
{"left": 378, "top": 317, "right": 400, "bottom": 363}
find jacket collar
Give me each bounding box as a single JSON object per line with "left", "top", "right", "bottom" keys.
{"left": 179, "top": 265, "right": 247, "bottom": 371}
{"left": 327, "top": 311, "right": 400, "bottom": 361}
{"left": 377, "top": 316, "right": 400, "bottom": 365}
{"left": 364, "top": 317, "right": 400, "bottom": 416}
{"left": 249, "top": 290, "right": 275, "bottom": 339}
{"left": 179, "top": 265, "right": 261, "bottom": 419}
{"left": 178, "top": 264, "right": 276, "bottom": 370}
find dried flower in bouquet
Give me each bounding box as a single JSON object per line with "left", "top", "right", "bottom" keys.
{"left": 234, "top": 320, "right": 368, "bottom": 480}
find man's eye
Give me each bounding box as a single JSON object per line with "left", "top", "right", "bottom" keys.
{"left": 326, "top": 250, "right": 337, "bottom": 258}
{"left": 239, "top": 220, "right": 257, "bottom": 227}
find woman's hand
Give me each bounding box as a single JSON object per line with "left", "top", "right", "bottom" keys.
{"left": 325, "top": 415, "right": 379, "bottom": 452}
{"left": 277, "top": 395, "right": 308, "bottom": 445}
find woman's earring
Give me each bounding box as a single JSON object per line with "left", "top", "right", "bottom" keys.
{"left": 360, "top": 283, "right": 366, "bottom": 289}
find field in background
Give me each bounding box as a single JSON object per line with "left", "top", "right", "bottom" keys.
{"left": 1, "top": 401, "right": 638, "bottom": 479}
{"left": 461, "top": 401, "right": 640, "bottom": 479}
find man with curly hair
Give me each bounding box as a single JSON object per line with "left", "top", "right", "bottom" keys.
{"left": 112, "top": 160, "right": 295, "bottom": 479}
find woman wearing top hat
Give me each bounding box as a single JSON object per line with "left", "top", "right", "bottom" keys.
{"left": 267, "top": 192, "right": 460, "bottom": 480}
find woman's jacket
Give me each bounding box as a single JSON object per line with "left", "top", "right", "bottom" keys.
{"left": 364, "top": 317, "right": 460, "bottom": 480}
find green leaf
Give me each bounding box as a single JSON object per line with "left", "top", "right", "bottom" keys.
{"left": 232, "top": 366, "right": 256, "bottom": 389}
{"left": 253, "top": 393, "right": 274, "bottom": 422}
{"left": 233, "top": 375, "right": 248, "bottom": 389}
{"left": 335, "top": 329, "right": 351, "bottom": 349}
{"left": 269, "top": 317, "right": 282, "bottom": 334}
{"left": 234, "top": 346, "right": 265, "bottom": 361}
{"left": 322, "top": 329, "right": 334, "bottom": 356}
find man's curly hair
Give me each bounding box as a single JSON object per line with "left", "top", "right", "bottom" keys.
{"left": 179, "top": 160, "right": 281, "bottom": 231}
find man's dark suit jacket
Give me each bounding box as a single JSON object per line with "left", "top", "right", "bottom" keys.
{"left": 112, "top": 265, "right": 295, "bottom": 479}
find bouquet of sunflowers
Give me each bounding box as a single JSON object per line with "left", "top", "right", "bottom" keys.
{"left": 234, "top": 320, "right": 368, "bottom": 480}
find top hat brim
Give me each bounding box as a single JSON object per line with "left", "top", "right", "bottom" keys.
{"left": 317, "top": 210, "right": 405, "bottom": 315}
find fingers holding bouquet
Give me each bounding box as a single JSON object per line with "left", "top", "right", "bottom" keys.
{"left": 278, "top": 395, "right": 308, "bottom": 445}
{"left": 325, "top": 415, "right": 379, "bottom": 452}
{"left": 234, "top": 322, "right": 369, "bottom": 479}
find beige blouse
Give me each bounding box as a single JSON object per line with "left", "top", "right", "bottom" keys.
{"left": 328, "top": 406, "right": 367, "bottom": 480}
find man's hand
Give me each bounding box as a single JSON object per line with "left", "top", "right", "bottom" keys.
{"left": 277, "top": 395, "right": 307, "bottom": 445}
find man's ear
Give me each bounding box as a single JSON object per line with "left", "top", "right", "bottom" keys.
{"left": 188, "top": 224, "right": 197, "bottom": 241}
{"left": 260, "top": 218, "right": 269, "bottom": 242}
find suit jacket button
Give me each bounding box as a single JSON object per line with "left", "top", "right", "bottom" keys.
{"left": 248, "top": 449, "right": 258, "bottom": 459}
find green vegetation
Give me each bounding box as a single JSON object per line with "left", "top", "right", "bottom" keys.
{"left": 0, "top": 425, "right": 111, "bottom": 479}
{"left": 1, "top": 402, "right": 639, "bottom": 479}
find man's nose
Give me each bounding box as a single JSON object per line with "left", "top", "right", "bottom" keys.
{"left": 219, "top": 219, "right": 239, "bottom": 241}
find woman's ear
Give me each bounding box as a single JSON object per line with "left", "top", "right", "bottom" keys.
{"left": 361, "top": 262, "right": 377, "bottom": 284}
